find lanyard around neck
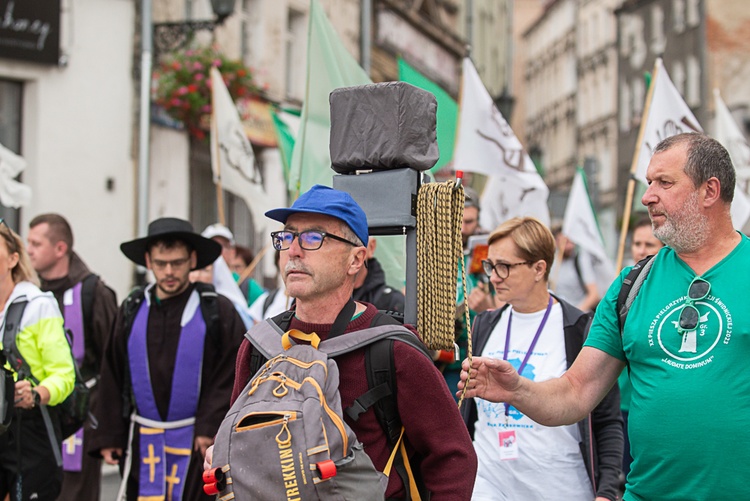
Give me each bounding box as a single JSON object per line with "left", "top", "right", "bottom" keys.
{"left": 502, "top": 296, "right": 553, "bottom": 417}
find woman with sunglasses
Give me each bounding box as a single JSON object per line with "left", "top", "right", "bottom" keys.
{"left": 460, "top": 217, "right": 623, "bottom": 501}
{"left": 0, "top": 222, "right": 76, "bottom": 500}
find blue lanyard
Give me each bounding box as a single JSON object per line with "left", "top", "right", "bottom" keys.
{"left": 503, "top": 296, "right": 554, "bottom": 417}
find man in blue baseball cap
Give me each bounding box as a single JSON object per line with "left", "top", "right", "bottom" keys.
{"left": 207, "top": 184, "right": 477, "bottom": 499}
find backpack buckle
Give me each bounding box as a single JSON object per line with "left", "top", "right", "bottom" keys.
{"left": 317, "top": 459, "right": 337, "bottom": 479}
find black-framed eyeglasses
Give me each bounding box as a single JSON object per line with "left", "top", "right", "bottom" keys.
{"left": 481, "top": 259, "right": 533, "bottom": 279}
{"left": 271, "top": 230, "right": 359, "bottom": 251}
{"left": 677, "top": 277, "right": 711, "bottom": 334}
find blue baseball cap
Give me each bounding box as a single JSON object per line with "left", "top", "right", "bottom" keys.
{"left": 265, "top": 185, "right": 369, "bottom": 246}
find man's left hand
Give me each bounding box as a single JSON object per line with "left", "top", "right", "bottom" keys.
{"left": 194, "top": 435, "right": 213, "bottom": 457}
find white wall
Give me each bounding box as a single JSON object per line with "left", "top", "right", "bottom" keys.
{"left": 0, "top": 0, "right": 136, "bottom": 300}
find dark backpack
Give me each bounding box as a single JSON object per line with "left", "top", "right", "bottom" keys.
{"left": 2, "top": 298, "right": 90, "bottom": 464}
{"left": 118, "top": 283, "right": 220, "bottom": 418}
{"left": 245, "top": 308, "right": 431, "bottom": 500}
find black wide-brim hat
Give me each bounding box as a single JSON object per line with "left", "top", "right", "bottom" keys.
{"left": 120, "top": 217, "right": 222, "bottom": 270}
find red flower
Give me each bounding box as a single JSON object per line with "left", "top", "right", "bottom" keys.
{"left": 155, "top": 45, "right": 261, "bottom": 140}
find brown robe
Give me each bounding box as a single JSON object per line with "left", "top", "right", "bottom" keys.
{"left": 88, "top": 283, "right": 246, "bottom": 501}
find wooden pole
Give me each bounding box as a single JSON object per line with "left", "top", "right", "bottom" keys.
{"left": 550, "top": 241, "right": 566, "bottom": 291}
{"left": 239, "top": 244, "right": 271, "bottom": 283}
{"left": 211, "top": 105, "right": 226, "bottom": 226}
{"left": 615, "top": 59, "right": 662, "bottom": 272}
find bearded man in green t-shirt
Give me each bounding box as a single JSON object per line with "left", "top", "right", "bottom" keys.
{"left": 460, "top": 132, "right": 750, "bottom": 501}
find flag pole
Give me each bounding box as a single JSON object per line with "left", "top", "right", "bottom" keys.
{"left": 211, "top": 104, "right": 227, "bottom": 226}
{"left": 615, "top": 59, "right": 661, "bottom": 272}
{"left": 239, "top": 244, "right": 271, "bottom": 284}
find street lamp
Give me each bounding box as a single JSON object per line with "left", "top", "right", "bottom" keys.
{"left": 153, "top": 0, "right": 237, "bottom": 56}
{"left": 493, "top": 88, "right": 515, "bottom": 121}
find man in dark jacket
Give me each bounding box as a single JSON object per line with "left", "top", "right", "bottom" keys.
{"left": 27, "top": 213, "right": 119, "bottom": 501}
{"left": 352, "top": 237, "right": 405, "bottom": 313}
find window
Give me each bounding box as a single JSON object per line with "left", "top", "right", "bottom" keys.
{"left": 672, "top": 60, "right": 686, "bottom": 97}
{"left": 285, "top": 9, "right": 306, "bottom": 102}
{"left": 673, "top": 0, "right": 685, "bottom": 33}
{"left": 620, "top": 80, "right": 631, "bottom": 132}
{"left": 241, "top": 0, "right": 262, "bottom": 65}
{"left": 0, "top": 79, "right": 23, "bottom": 225}
{"left": 189, "top": 139, "right": 257, "bottom": 246}
{"left": 686, "top": 0, "right": 700, "bottom": 28}
{"left": 650, "top": 5, "right": 666, "bottom": 55}
{"left": 686, "top": 55, "right": 701, "bottom": 107}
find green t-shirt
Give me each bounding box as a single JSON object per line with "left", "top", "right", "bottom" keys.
{"left": 585, "top": 235, "right": 750, "bottom": 500}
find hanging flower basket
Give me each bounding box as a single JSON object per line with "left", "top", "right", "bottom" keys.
{"left": 154, "top": 46, "right": 261, "bottom": 140}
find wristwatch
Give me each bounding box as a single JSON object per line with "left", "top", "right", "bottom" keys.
{"left": 31, "top": 389, "right": 41, "bottom": 408}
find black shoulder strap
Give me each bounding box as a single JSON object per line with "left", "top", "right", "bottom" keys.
{"left": 2, "top": 300, "right": 32, "bottom": 381}
{"left": 121, "top": 286, "right": 146, "bottom": 336}
{"left": 79, "top": 274, "right": 99, "bottom": 332}
{"left": 262, "top": 289, "right": 278, "bottom": 316}
{"left": 617, "top": 255, "right": 656, "bottom": 334}
{"left": 194, "top": 282, "right": 221, "bottom": 350}
{"left": 119, "top": 287, "right": 145, "bottom": 419}
{"left": 358, "top": 313, "right": 430, "bottom": 500}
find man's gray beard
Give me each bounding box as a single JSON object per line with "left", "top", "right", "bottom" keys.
{"left": 652, "top": 191, "right": 709, "bottom": 254}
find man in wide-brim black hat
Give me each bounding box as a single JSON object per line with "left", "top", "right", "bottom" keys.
{"left": 88, "top": 217, "right": 246, "bottom": 501}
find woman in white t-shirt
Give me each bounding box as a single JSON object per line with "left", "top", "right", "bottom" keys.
{"left": 460, "top": 217, "right": 623, "bottom": 501}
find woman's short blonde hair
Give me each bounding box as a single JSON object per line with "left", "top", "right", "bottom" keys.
{"left": 0, "top": 222, "right": 39, "bottom": 286}
{"left": 487, "top": 217, "right": 555, "bottom": 281}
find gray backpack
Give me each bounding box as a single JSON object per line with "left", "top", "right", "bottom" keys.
{"left": 208, "top": 320, "right": 419, "bottom": 500}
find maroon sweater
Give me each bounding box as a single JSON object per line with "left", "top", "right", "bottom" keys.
{"left": 232, "top": 303, "right": 477, "bottom": 499}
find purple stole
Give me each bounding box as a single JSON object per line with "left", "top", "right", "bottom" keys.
{"left": 127, "top": 291, "right": 206, "bottom": 501}
{"left": 62, "top": 281, "right": 86, "bottom": 472}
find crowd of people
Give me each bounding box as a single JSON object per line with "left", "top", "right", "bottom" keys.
{"left": 0, "top": 132, "right": 746, "bottom": 500}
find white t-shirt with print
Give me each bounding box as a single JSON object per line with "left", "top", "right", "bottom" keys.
{"left": 472, "top": 302, "right": 594, "bottom": 501}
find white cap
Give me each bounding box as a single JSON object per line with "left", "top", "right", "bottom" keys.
{"left": 202, "top": 223, "right": 235, "bottom": 245}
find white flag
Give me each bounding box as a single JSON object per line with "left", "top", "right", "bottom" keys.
{"left": 479, "top": 175, "right": 551, "bottom": 232}
{"left": 210, "top": 67, "right": 271, "bottom": 225}
{"left": 562, "top": 168, "right": 615, "bottom": 294}
{"left": 0, "top": 142, "right": 32, "bottom": 208}
{"left": 633, "top": 58, "right": 702, "bottom": 184}
{"left": 632, "top": 62, "right": 748, "bottom": 230}
{"left": 453, "top": 58, "right": 549, "bottom": 229}
{"left": 713, "top": 89, "right": 750, "bottom": 230}
{"left": 209, "top": 255, "right": 254, "bottom": 328}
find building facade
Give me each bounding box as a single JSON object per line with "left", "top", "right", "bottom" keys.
{"left": 0, "top": 0, "right": 136, "bottom": 298}
{"left": 577, "top": 0, "right": 624, "bottom": 253}
{"left": 524, "top": 0, "right": 578, "bottom": 216}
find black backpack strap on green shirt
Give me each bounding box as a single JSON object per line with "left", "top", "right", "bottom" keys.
{"left": 617, "top": 255, "right": 656, "bottom": 334}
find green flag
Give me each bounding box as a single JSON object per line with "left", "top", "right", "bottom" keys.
{"left": 271, "top": 109, "right": 299, "bottom": 184}
{"left": 398, "top": 58, "right": 458, "bottom": 173}
{"left": 287, "top": 0, "right": 405, "bottom": 288}
{"left": 289, "top": 0, "right": 371, "bottom": 194}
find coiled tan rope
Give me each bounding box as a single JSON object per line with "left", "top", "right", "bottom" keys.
{"left": 416, "top": 180, "right": 473, "bottom": 407}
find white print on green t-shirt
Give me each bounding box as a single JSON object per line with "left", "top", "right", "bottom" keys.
{"left": 647, "top": 293, "right": 732, "bottom": 369}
